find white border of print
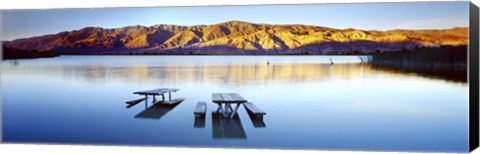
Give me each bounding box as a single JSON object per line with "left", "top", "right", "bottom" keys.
{"left": 0, "top": 0, "right": 479, "bottom": 154}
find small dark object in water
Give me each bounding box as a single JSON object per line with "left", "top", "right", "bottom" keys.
{"left": 267, "top": 61, "right": 270, "bottom": 65}
{"left": 330, "top": 58, "right": 334, "bottom": 65}
{"left": 10, "top": 60, "right": 20, "bottom": 66}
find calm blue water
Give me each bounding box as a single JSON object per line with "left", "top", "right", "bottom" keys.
{"left": 1, "top": 56, "right": 469, "bottom": 152}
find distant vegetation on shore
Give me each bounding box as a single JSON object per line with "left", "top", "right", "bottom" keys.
{"left": 371, "top": 45, "right": 467, "bottom": 67}
{"left": 2, "top": 45, "right": 60, "bottom": 60}
{"left": 370, "top": 45, "right": 467, "bottom": 82}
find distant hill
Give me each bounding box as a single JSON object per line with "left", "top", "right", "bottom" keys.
{"left": 2, "top": 20, "right": 468, "bottom": 55}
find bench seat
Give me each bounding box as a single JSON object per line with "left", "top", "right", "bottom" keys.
{"left": 194, "top": 102, "right": 207, "bottom": 118}
{"left": 243, "top": 102, "right": 266, "bottom": 119}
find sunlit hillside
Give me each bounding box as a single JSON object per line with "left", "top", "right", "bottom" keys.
{"left": 3, "top": 21, "right": 468, "bottom": 55}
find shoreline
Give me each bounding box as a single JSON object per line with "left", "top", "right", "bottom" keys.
{"left": 2, "top": 54, "right": 372, "bottom": 60}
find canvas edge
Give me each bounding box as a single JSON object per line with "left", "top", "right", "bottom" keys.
{"left": 0, "top": 1, "right": 476, "bottom": 153}
{"left": 0, "top": 10, "right": 4, "bottom": 143}
{"left": 469, "top": 1, "right": 480, "bottom": 152}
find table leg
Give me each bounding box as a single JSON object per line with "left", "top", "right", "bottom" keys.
{"left": 225, "top": 103, "right": 230, "bottom": 117}
{"left": 144, "top": 95, "right": 148, "bottom": 108}
{"left": 228, "top": 104, "right": 234, "bottom": 112}
{"left": 216, "top": 104, "right": 221, "bottom": 112}
{"left": 216, "top": 103, "right": 227, "bottom": 117}
{"left": 230, "top": 104, "right": 234, "bottom": 116}
{"left": 168, "top": 91, "right": 172, "bottom": 101}
{"left": 229, "top": 103, "right": 242, "bottom": 118}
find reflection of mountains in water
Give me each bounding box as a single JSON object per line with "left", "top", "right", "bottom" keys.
{"left": 13, "top": 61, "right": 465, "bottom": 84}
{"left": 59, "top": 63, "right": 376, "bottom": 85}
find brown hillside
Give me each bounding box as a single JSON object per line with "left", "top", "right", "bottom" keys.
{"left": 3, "top": 21, "right": 468, "bottom": 54}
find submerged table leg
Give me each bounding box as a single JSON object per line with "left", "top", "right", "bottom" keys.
{"left": 222, "top": 104, "right": 228, "bottom": 117}
{"left": 224, "top": 104, "right": 229, "bottom": 118}
{"left": 168, "top": 91, "right": 172, "bottom": 101}
{"left": 151, "top": 95, "right": 156, "bottom": 103}
{"left": 144, "top": 95, "right": 148, "bottom": 108}
{"left": 228, "top": 104, "right": 234, "bottom": 112}
{"left": 225, "top": 103, "right": 230, "bottom": 117}
{"left": 216, "top": 103, "right": 222, "bottom": 112}
{"left": 229, "top": 103, "right": 242, "bottom": 118}
{"left": 216, "top": 103, "right": 227, "bottom": 117}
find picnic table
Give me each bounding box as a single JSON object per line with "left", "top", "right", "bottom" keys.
{"left": 212, "top": 93, "right": 247, "bottom": 118}
{"left": 133, "top": 88, "right": 179, "bottom": 102}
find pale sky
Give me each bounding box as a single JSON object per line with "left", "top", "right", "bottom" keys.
{"left": 1, "top": 1, "right": 470, "bottom": 41}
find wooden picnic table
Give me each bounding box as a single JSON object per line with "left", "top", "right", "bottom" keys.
{"left": 133, "top": 88, "right": 179, "bottom": 102}
{"left": 212, "top": 93, "right": 247, "bottom": 118}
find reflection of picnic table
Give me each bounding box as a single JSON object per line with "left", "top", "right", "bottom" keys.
{"left": 211, "top": 112, "right": 246, "bottom": 139}
{"left": 133, "top": 88, "right": 179, "bottom": 102}
{"left": 212, "top": 93, "right": 247, "bottom": 118}
{"left": 134, "top": 100, "right": 183, "bottom": 120}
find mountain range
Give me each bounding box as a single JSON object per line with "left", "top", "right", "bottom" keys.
{"left": 2, "top": 20, "right": 468, "bottom": 55}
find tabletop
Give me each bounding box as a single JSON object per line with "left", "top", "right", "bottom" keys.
{"left": 133, "top": 88, "right": 179, "bottom": 95}
{"left": 212, "top": 93, "right": 247, "bottom": 103}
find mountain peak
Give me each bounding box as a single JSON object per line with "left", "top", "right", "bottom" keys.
{"left": 219, "top": 20, "right": 255, "bottom": 25}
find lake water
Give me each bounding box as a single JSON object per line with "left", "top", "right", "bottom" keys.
{"left": 1, "top": 56, "right": 469, "bottom": 152}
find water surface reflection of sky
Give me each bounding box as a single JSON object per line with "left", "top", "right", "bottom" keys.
{"left": 1, "top": 56, "right": 469, "bottom": 152}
